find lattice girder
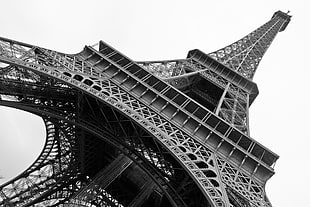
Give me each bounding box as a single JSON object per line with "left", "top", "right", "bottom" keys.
{"left": 138, "top": 58, "right": 249, "bottom": 102}
{"left": 1, "top": 41, "right": 230, "bottom": 205}
{"left": 0, "top": 65, "right": 194, "bottom": 206}
{"left": 138, "top": 11, "right": 291, "bottom": 135}
{"left": 0, "top": 89, "right": 195, "bottom": 207}
{"left": 208, "top": 11, "right": 291, "bottom": 79}
{"left": 0, "top": 13, "right": 290, "bottom": 205}
{"left": 0, "top": 38, "right": 278, "bottom": 207}
{"left": 138, "top": 56, "right": 253, "bottom": 134}
{"left": 0, "top": 117, "right": 80, "bottom": 206}
{"left": 0, "top": 76, "right": 82, "bottom": 206}
{"left": 217, "top": 90, "right": 249, "bottom": 133}
{"left": 0, "top": 71, "right": 82, "bottom": 206}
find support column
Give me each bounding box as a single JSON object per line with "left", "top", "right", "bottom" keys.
{"left": 246, "top": 94, "right": 250, "bottom": 136}
{"left": 216, "top": 83, "right": 230, "bottom": 115}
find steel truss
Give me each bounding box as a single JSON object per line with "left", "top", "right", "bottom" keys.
{"left": 0, "top": 10, "right": 290, "bottom": 207}
{"left": 138, "top": 11, "right": 291, "bottom": 134}
{"left": 0, "top": 74, "right": 198, "bottom": 207}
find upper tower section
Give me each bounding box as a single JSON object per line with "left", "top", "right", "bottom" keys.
{"left": 208, "top": 10, "right": 291, "bottom": 79}
{"left": 138, "top": 11, "right": 291, "bottom": 134}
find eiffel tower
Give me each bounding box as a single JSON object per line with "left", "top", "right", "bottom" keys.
{"left": 0, "top": 10, "right": 291, "bottom": 207}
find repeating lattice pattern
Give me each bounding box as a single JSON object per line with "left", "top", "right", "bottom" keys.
{"left": 0, "top": 13, "right": 289, "bottom": 205}
{"left": 138, "top": 12, "right": 291, "bottom": 135}
{"left": 139, "top": 58, "right": 250, "bottom": 133}
{"left": 86, "top": 71, "right": 269, "bottom": 207}
{"left": 1, "top": 46, "right": 188, "bottom": 206}
{"left": 0, "top": 120, "right": 78, "bottom": 206}
{"left": 218, "top": 85, "right": 249, "bottom": 133}
{"left": 138, "top": 59, "right": 248, "bottom": 101}
{"left": 208, "top": 12, "right": 290, "bottom": 79}
{"left": 1, "top": 42, "right": 231, "bottom": 206}
{"left": 41, "top": 48, "right": 271, "bottom": 206}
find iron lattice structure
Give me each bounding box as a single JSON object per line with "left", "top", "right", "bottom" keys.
{"left": 0, "top": 11, "right": 290, "bottom": 207}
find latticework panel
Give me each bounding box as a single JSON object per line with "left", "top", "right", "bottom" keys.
{"left": 138, "top": 11, "right": 291, "bottom": 135}
{"left": 208, "top": 11, "right": 291, "bottom": 79}
{"left": 138, "top": 58, "right": 251, "bottom": 133}
{"left": 0, "top": 12, "right": 289, "bottom": 205}
{"left": 0, "top": 118, "right": 80, "bottom": 206}
{"left": 216, "top": 84, "right": 250, "bottom": 134}
{"left": 0, "top": 65, "right": 83, "bottom": 206}
{"left": 0, "top": 39, "right": 204, "bottom": 206}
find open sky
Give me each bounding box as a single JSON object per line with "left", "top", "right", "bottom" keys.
{"left": 0, "top": 0, "right": 309, "bottom": 206}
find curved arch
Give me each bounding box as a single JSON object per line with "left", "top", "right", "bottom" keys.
{"left": 0, "top": 114, "right": 78, "bottom": 206}
{"left": 0, "top": 100, "right": 190, "bottom": 207}
{"left": 0, "top": 118, "right": 54, "bottom": 187}
{"left": 0, "top": 50, "right": 230, "bottom": 207}
{"left": 1, "top": 50, "right": 224, "bottom": 206}
{"left": 0, "top": 38, "right": 273, "bottom": 207}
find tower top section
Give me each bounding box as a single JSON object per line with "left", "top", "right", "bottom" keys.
{"left": 272, "top": 10, "right": 292, "bottom": 32}
{"left": 208, "top": 10, "right": 292, "bottom": 79}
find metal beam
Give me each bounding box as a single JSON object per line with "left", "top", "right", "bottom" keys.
{"left": 71, "top": 154, "right": 132, "bottom": 202}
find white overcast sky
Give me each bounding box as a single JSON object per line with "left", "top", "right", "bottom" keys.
{"left": 0, "top": 0, "right": 309, "bottom": 206}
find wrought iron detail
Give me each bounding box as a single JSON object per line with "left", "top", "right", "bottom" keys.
{"left": 0, "top": 10, "right": 290, "bottom": 207}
